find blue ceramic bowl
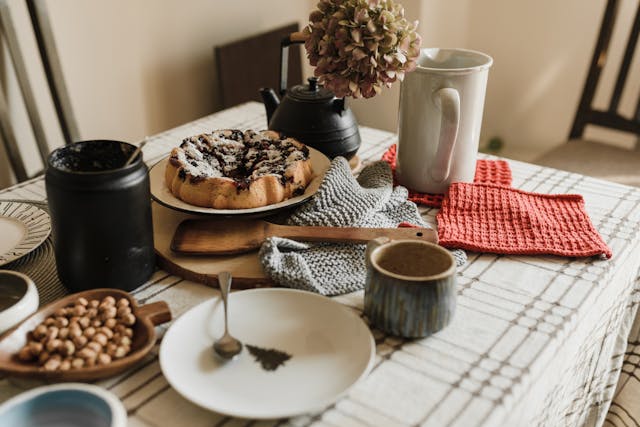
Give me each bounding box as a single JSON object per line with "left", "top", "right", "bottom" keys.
{"left": 0, "top": 383, "right": 126, "bottom": 427}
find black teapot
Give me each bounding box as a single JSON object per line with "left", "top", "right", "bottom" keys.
{"left": 259, "top": 34, "right": 361, "bottom": 160}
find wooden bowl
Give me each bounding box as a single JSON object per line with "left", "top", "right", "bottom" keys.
{"left": 0, "top": 288, "right": 171, "bottom": 381}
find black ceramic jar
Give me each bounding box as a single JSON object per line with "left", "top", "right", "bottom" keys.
{"left": 45, "top": 140, "right": 155, "bottom": 292}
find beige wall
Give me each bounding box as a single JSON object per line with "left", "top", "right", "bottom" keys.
{"left": 1, "top": 0, "right": 638, "bottom": 188}
{"left": 350, "top": 0, "right": 640, "bottom": 160}
{"left": 50, "top": 0, "right": 313, "bottom": 141}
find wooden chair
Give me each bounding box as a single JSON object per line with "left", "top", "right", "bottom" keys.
{"left": 0, "top": 0, "right": 80, "bottom": 183}
{"left": 214, "top": 22, "right": 303, "bottom": 109}
{"left": 535, "top": 0, "right": 640, "bottom": 187}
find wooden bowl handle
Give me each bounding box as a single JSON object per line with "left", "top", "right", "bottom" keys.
{"left": 136, "top": 301, "right": 172, "bottom": 326}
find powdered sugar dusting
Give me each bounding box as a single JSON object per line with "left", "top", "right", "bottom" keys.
{"left": 169, "top": 130, "right": 310, "bottom": 184}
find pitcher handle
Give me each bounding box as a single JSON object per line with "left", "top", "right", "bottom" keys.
{"left": 280, "top": 32, "right": 307, "bottom": 95}
{"left": 430, "top": 87, "right": 460, "bottom": 183}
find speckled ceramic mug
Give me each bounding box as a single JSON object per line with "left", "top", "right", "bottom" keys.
{"left": 364, "top": 238, "right": 457, "bottom": 338}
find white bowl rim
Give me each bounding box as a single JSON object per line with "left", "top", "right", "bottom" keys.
{"left": 0, "top": 270, "right": 39, "bottom": 334}
{"left": 0, "top": 382, "right": 127, "bottom": 426}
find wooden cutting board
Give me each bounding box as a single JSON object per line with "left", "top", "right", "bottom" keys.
{"left": 152, "top": 202, "right": 273, "bottom": 289}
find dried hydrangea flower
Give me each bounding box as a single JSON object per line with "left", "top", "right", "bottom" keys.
{"left": 303, "top": 0, "right": 422, "bottom": 98}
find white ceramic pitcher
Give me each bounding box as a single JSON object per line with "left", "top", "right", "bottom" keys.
{"left": 396, "top": 48, "right": 493, "bottom": 194}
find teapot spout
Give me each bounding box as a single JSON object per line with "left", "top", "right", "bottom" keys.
{"left": 260, "top": 88, "right": 280, "bottom": 124}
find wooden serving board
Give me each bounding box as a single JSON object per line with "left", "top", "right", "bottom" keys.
{"left": 152, "top": 202, "right": 273, "bottom": 289}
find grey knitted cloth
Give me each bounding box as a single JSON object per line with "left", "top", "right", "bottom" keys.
{"left": 259, "top": 157, "right": 466, "bottom": 296}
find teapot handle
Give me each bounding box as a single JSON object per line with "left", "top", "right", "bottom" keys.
{"left": 280, "top": 32, "right": 308, "bottom": 95}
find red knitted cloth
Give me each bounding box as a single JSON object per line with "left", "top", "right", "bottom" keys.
{"left": 381, "top": 144, "right": 512, "bottom": 207}
{"left": 436, "top": 183, "right": 612, "bottom": 258}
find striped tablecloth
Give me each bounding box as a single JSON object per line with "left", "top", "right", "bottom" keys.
{"left": 1, "top": 102, "right": 640, "bottom": 427}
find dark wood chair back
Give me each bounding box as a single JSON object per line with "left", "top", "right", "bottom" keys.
{"left": 214, "top": 23, "right": 303, "bottom": 110}
{"left": 570, "top": 0, "right": 640, "bottom": 139}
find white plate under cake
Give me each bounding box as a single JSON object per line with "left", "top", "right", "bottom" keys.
{"left": 164, "top": 129, "right": 314, "bottom": 209}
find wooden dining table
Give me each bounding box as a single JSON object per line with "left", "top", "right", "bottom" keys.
{"left": 1, "top": 101, "right": 640, "bottom": 427}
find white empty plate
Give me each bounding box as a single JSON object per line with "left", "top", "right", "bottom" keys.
{"left": 159, "top": 288, "right": 374, "bottom": 419}
{"left": 0, "top": 201, "right": 51, "bottom": 267}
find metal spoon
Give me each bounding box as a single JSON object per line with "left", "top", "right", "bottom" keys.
{"left": 124, "top": 138, "right": 148, "bottom": 166}
{"left": 213, "top": 271, "right": 243, "bottom": 359}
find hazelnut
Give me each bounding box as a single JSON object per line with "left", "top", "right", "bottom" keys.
{"left": 44, "top": 357, "right": 61, "bottom": 371}
{"left": 84, "top": 326, "right": 96, "bottom": 339}
{"left": 38, "top": 351, "right": 51, "bottom": 365}
{"left": 72, "top": 335, "right": 88, "bottom": 349}
{"left": 79, "top": 317, "right": 91, "bottom": 329}
{"left": 72, "top": 305, "right": 87, "bottom": 317}
{"left": 45, "top": 326, "right": 59, "bottom": 341}
{"left": 58, "top": 327, "right": 69, "bottom": 340}
{"left": 116, "top": 306, "right": 131, "bottom": 318}
{"left": 119, "top": 336, "right": 132, "bottom": 348}
{"left": 28, "top": 341, "right": 43, "bottom": 356}
{"left": 114, "top": 346, "right": 128, "bottom": 359}
{"left": 60, "top": 359, "right": 71, "bottom": 371}
{"left": 77, "top": 297, "right": 89, "bottom": 306}
{"left": 89, "top": 299, "right": 100, "bottom": 308}
{"left": 60, "top": 340, "right": 75, "bottom": 357}
{"left": 92, "top": 319, "right": 102, "bottom": 328}
{"left": 69, "top": 325, "right": 82, "bottom": 339}
{"left": 78, "top": 347, "right": 96, "bottom": 360}
{"left": 100, "top": 307, "right": 117, "bottom": 321}
{"left": 33, "top": 324, "right": 48, "bottom": 340}
{"left": 86, "top": 341, "right": 102, "bottom": 354}
{"left": 93, "top": 333, "right": 108, "bottom": 347}
{"left": 45, "top": 339, "right": 62, "bottom": 353}
{"left": 18, "top": 346, "right": 33, "bottom": 361}
{"left": 117, "top": 298, "right": 130, "bottom": 308}
{"left": 106, "top": 343, "right": 118, "bottom": 356}
{"left": 54, "top": 308, "right": 66, "bottom": 317}
{"left": 97, "top": 353, "right": 112, "bottom": 365}
{"left": 122, "top": 313, "right": 136, "bottom": 326}
{"left": 103, "top": 296, "right": 116, "bottom": 306}
{"left": 55, "top": 317, "right": 69, "bottom": 328}
{"left": 104, "top": 318, "right": 117, "bottom": 329}
{"left": 99, "top": 327, "right": 114, "bottom": 340}
{"left": 71, "top": 358, "right": 85, "bottom": 369}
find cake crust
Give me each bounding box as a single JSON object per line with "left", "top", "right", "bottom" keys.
{"left": 164, "top": 129, "right": 314, "bottom": 209}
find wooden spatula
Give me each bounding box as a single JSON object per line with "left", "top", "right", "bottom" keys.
{"left": 171, "top": 219, "right": 438, "bottom": 255}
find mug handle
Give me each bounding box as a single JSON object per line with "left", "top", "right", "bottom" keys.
{"left": 430, "top": 87, "right": 460, "bottom": 183}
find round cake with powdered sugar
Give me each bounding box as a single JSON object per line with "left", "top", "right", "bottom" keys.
{"left": 164, "top": 129, "right": 314, "bottom": 209}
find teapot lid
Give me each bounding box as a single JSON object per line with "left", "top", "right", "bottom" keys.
{"left": 289, "top": 77, "right": 335, "bottom": 102}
